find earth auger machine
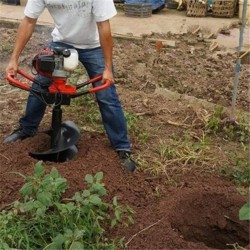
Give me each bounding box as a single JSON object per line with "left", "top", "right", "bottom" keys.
{"left": 6, "top": 47, "right": 112, "bottom": 162}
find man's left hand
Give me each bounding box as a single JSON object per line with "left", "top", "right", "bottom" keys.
{"left": 102, "top": 69, "right": 114, "bottom": 83}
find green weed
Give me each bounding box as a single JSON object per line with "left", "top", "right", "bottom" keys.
{"left": 222, "top": 122, "right": 250, "bottom": 143}
{"left": 124, "top": 111, "right": 149, "bottom": 143}
{"left": 138, "top": 131, "right": 149, "bottom": 143}
{"left": 0, "top": 161, "right": 134, "bottom": 250}
{"left": 204, "top": 106, "right": 250, "bottom": 143}
{"left": 64, "top": 94, "right": 104, "bottom": 132}
{"left": 0, "top": 43, "right": 13, "bottom": 53}
{"left": 62, "top": 64, "right": 103, "bottom": 131}
{"left": 156, "top": 132, "right": 211, "bottom": 168}
{"left": 205, "top": 106, "right": 224, "bottom": 133}
{"left": 221, "top": 158, "right": 250, "bottom": 187}
{"left": 135, "top": 132, "right": 212, "bottom": 181}
{"left": 67, "top": 64, "right": 87, "bottom": 85}
{"left": 125, "top": 111, "right": 140, "bottom": 133}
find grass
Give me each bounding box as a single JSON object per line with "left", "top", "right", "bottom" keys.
{"left": 221, "top": 156, "right": 250, "bottom": 188}
{"left": 0, "top": 43, "right": 13, "bottom": 53}
{"left": 129, "top": 105, "right": 250, "bottom": 190}
{"left": 64, "top": 87, "right": 249, "bottom": 190}
{"left": 204, "top": 106, "right": 250, "bottom": 143}
{"left": 63, "top": 94, "right": 103, "bottom": 132}
{"left": 48, "top": 59, "right": 250, "bottom": 192}
{"left": 124, "top": 111, "right": 149, "bottom": 143}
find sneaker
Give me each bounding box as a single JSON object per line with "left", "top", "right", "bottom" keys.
{"left": 117, "top": 151, "right": 136, "bottom": 172}
{"left": 3, "top": 127, "right": 31, "bottom": 144}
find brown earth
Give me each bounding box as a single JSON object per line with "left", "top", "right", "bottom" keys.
{"left": 0, "top": 21, "right": 249, "bottom": 249}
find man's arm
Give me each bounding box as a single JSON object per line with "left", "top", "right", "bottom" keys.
{"left": 6, "top": 16, "right": 37, "bottom": 74}
{"left": 96, "top": 20, "right": 114, "bottom": 83}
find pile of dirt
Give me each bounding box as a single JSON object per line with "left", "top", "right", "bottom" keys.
{"left": 0, "top": 133, "right": 249, "bottom": 249}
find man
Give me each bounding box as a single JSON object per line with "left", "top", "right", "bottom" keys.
{"left": 4, "top": 0, "right": 136, "bottom": 172}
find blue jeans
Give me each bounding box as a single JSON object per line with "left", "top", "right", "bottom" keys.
{"left": 19, "top": 42, "right": 131, "bottom": 152}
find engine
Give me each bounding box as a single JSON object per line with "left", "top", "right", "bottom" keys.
{"left": 32, "top": 47, "right": 78, "bottom": 78}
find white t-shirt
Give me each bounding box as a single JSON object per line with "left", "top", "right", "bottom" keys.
{"left": 24, "top": 0, "right": 117, "bottom": 49}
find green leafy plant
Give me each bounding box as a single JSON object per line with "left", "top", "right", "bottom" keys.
{"left": 205, "top": 105, "right": 224, "bottom": 133}
{"left": 222, "top": 122, "right": 250, "bottom": 143}
{"left": 239, "top": 202, "right": 250, "bottom": 221}
{"left": 231, "top": 159, "right": 250, "bottom": 186}
{"left": 204, "top": 106, "right": 250, "bottom": 142}
{"left": 221, "top": 158, "right": 250, "bottom": 187}
{"left": 0, "top": 162, "right": 134, "bottom": 250}
{"left": 124, "top": 111, "right": 149, "bottom": 143}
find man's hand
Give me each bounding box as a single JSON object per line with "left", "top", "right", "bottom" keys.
{"left": 6, "top": 60, "right": 18, "bottom": 76}
{"left": 102, "top": 68, "right": 114, "bottom": 84}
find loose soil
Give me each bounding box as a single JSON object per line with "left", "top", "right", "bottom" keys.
{"left": 0, "top": 21, "right": 249, "bottom": 249}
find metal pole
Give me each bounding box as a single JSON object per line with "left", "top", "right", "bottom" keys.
{"left": 230, "top": 0, "right": 248, "bottom": 121}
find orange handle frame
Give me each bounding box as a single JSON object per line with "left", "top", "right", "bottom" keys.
{"left": 88, "top": 75, "right": 112, "bottom": 93}
{"left": 7, "top": 69, "right": 34, "bottom": 91}
{"left": 6, "top": 69, "right": 112, "bottom": 95}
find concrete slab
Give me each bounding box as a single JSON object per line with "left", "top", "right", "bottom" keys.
{"left": 0, "top": 4, "right": 53, "bottom": 26}
{"left": 0, "top": 3, "right": 249, "bottom": 50}
{"left": 112, "top": 8, "right": 237, "bottom": 35}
